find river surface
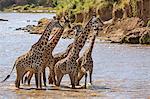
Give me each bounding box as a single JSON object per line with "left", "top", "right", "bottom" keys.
{"left": 0, "top": 13, "right": 150, "bottom": 99}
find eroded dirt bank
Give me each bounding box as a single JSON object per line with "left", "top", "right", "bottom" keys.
{"left": 18, "top": 17, "right": 150, "bottom": 44}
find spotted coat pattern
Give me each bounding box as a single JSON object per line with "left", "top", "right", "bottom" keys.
{"left": 3, "top": 19, "right": 67, "bottom": 89}
{"left": 76, "top": 17, "right": 104, "bottom": 86}
{"left": 54, "top": 16, "right": 98, "bottom": 88}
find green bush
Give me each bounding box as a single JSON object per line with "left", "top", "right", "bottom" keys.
{"left": 53, "top": 0, "right": 118, "bottom": 16}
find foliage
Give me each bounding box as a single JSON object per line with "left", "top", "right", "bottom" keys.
{"left": 113, "top": 0, "right": 129, "bottom": 10}
{"left": 147, "top": 20, "right": 150, "bottom": 27}
{"left": 1, "top": 0, "right": 139, "bottom": 18}
{"left": 52, "top": 0, "right": 135, "bottom": 16}
{"left": 130, "top": 0, "right": 138, "bottom": 17}
{"left": 53, "top": 0, "right": 115, "bottom": 15}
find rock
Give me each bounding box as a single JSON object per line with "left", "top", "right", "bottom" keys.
{"left": 97, "top": 5, "right": 113, "bottom": 21}
{"left": 16, "top": 18, "right": 52, "bottom": 34}
{"left": 121, "top": 27, "right": 150, "bottom": 44}
{"left": 99, "top": 17, "right": 148, "bottom": 44}
{"left": 30, "top": 18, "right": 52, "bottom": 34}
{"left": 38, "top": 18, "right": 50, "bottom": 25}
{"left": 139, "top": 29, "right": 150, "bottom": 44}
{"left": 121, "top": 28, "right": 142, "bottom": 44}
{"left": 15, "top": 27, "right": 22, "bottom": 30}
{"left": 27, "top": 20, "right": 30, "bottom": 22}
{"left": 0, "top": 19, "right": 8, "bottom": 21}
{"left": 143, "top": 0, "right": 150, "bottom": 23}
{"left": 16, "top": 25, "right": 35, "bottom": 31}
{"left": 14, "top": 0, "right": 28, "bottom": 5}
{"left": 112, "top": 7, "right": 123, "bottom": 21}
{"left": 75, "top": 13, "right": 84, "bottom": 23}
{"left": 109, "top": 29, "right": 126, "bottom": 43}
{"left": 0, "top": 0, "right": 14, "bottom": 10}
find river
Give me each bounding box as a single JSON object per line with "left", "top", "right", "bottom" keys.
{"left": 0, "top": 13, "right": 150, "bottom": 99}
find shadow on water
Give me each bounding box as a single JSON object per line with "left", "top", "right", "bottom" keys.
{"left": 14, "top": 83, "right": 111, "bottom": 93}
{"left": 17, "top": 87, "right": 81, "bottom": 92}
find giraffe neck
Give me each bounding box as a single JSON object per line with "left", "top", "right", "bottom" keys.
{"left": 45, "top": 19, "right": 69, "bottom": 52}
{"left": 67, "top": 25, "right": 91, "bottom": 59}
{"left": 36, "top": 20, "right": 57, "bottom": 45}
{"left": 67, "top": 16, "right": 96, "bottom": 60}
{"left": 85, "top": 31, "right": 97, "bottom": 56}
{"left": 47, "top": 27, "right": 64, "bottom": 52}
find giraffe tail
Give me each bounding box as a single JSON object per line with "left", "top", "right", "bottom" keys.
{"left": 1, "top": 75, "right": 10, "bottom": 83}
{"left": 1, "top": 63, "right": 16, "bottom": 83}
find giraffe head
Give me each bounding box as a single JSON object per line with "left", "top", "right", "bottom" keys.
{"left": 91, "top": 16, "right": 104, "bottom": 36}
{"left": 58, "top": 16, "right": 71, "bottom": 28}
{"left": 50, "top": 16, "right": 70, "bottom": 29}
{"left": 72, "top": 24, "right": 83, "bottom": 37}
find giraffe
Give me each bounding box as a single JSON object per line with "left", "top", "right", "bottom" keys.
{"left": 76, "top": 30, "right": 98, "bottom": 86}
{"left": 23, "top": 43, "right": 73, "bottom": 85}
{"left": 23, "top": 24, "right": 82, "bottom": 86}
{"left": 54, "top": 15, "right": 99, "bottom": 89}
{"left": 47, "top": 24, "right": 83, "bottom": 84}
{"left": 23, "top": 27, "right": 64, "bottom": 86}
{"left": 76, "top": 16, "right": 104, "bottom": 87}
{"left": 47, "top": 43, "right": 73, "bottom": 84}
{"left": 2, "top": 16, "right": 70, "bottom": 89}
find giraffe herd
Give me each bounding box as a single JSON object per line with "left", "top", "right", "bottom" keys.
{"left": 1, "top": 12, "right": 103, "bottom": 89}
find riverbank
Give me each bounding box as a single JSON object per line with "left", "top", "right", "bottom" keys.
{"left": 3, "top": 5, "right": 55, "bottom": 13}
{"left": 1, "top": 0, "right": 150, "bottom": 44}
{"left": 16, "top": 16, "right": 150, "bottom": 44}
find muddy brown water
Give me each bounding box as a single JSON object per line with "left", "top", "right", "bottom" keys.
{"left": 0, "top": 13, "right": 150, "bottom": 99}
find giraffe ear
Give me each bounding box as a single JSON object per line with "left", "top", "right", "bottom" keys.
{"left": 68, "top": 24, "right": 71, "bottom": 28}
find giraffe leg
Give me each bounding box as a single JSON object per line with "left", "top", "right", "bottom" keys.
{"left": 37, "top": 72, "right": 42, "bottom": 89}
{"left": 48, "top": 73, "right": 53, "bottom": 84}
{"left": 35, "top": 73, "right": 38, "bottom": 88}
{"left": 15, "top": 71, "right": 21, "bottom": 88}
{"left": 42, "top": 68, "right": 46, "bottom": 87}
{"left": 89, "top": 68, "right": 93, "bottom": 85}
{"left": 51, "top": 70, "right": 56, "bottom": 85}
{"left": 24, "top": 71, "right": 30, "bottom": 84}
{"left": 21, "top": 71, "right": 28, "bottom": 84}
{"left": 24, "top": 75, "right": 28, "bottom": 84}
{"left": 84, "top": 73, "right": 87, "bottom": 89}
{"left": 27, "top": 72, "right": 33, "bottom": 86}
{"left": 15, "top": 69, "right": 25, "bottom": 88}
{"left": 77, "top": 71, "right": 84, "bottom": 86}
{"left": 40, "top": 73, "right": 42, "bottom": 88}
{"left": 55, "top": 69, "right": 63, "bottom": 86}
{"left": 69, "top": 74, "right": 75, "bottom": 89}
